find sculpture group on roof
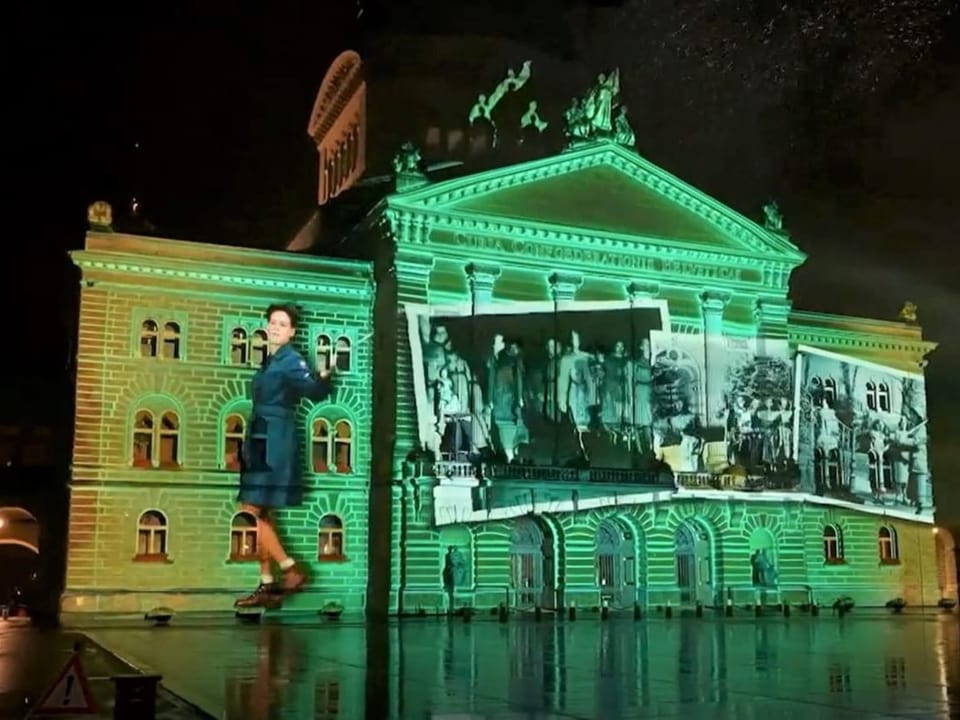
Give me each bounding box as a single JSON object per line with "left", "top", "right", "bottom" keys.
{"left": 564, "top": 69, "right": 636, "bottom": 149}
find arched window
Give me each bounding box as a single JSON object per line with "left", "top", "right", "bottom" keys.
{"left": 230, "top": 328, "right": 249, "bottom": 365}
{"left": 318, "top": 514, "right": 344, "bottom": 561}
{"left": 335, "top": 336, "right": 352, "bottom": 373}
{"left": 311, "top": 419, "right": 330, "bottom": 472}
{"left": 158, "top": 412, "right": 180, "bottom": 467}
{"left": 136, "top": 510, "right": 168, "bottom": 560}
{"left": 878, "top": 526, "right": 899, "bottom": 563}
{"left": 140, "top": 320, "right": 159, "bottom": 358}
{"left": 316, "top": 334, "right": 332, "bottom": 373}
{"left": 230, "top": 512, "right": 258, "bottom": 561}
{"left": 251, "top": 330, "right": 268, "bottom": 366}
{"left": 223, "top": 414, "right": 245, "bottom": 471}
{"left": 823, "top": 525, "right": 844, "bottom": 563}
{"left": 132, "top": 411, "right": 154, "bottom": 467}
{"left": 162, "top": 322, "right": 181, "bottom": 360}
{"left": 334, "top": 420, "right": 352, "bottom": 473}
{"left": 866, "top": 382, "right": 878, "bottom": 411}
{"left": 877, "top": 383, "right": 891, "bottom": 412}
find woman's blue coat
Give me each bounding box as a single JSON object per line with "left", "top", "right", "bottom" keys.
{"left": 238, "top": 343, "right": 332, "bottom": 508}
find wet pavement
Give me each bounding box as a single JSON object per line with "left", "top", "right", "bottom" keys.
{"left": 0, "top": 619, "right": 208, "bottom": 719}
{"left": 71, "top": 610, "right": 960, "bottom": 720}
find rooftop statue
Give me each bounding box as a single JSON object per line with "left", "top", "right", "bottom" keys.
{"left": 564, "top": 69, "right": 636, "bottom": 150}
{"left": 898, "top": 301, "right": 918, "bottom": 324}
{"left": 468, "top": 61, "right": 533, "bottom": 147}
{"left": 520, "top": 100, "right": 548, "bottom": 134}
{"left": 393, "top": 142, "right": 423, "bottom": 175}
{"left": 763, "top": 201, "right": 784, "bottom": 232}
{"left": 392, "top": 142, "right": 428, "bottom": 193}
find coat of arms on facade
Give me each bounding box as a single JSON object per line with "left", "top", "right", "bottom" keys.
{"left": 564, "top": 69, "right": 636, "bottom": 150}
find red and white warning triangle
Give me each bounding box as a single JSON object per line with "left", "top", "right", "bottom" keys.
{"left": 29, "top": 652, "right": 97, "bottom": 716}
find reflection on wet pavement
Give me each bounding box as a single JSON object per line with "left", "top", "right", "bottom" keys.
{"left": 80, "top": 613, "right": 960, "bottom": 719}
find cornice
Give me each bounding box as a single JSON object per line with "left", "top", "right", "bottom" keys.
{"left": 788, "top": 326, "right": 936, "bottom": 356}
{"left": 71, "top": 251, "right": 374, "bottom": 300}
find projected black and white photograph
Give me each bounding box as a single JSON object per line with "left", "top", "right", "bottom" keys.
{"left": 409, "top": 302, "right": 666, "bottom": 469}
{"left": 795, "top": 346, "right": 934, "bottom": 521}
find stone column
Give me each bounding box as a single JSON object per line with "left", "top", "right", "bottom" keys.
{"left": 754, "top": 298, "right": 791, "bottom": 358}
{"left": 700, "top": 291, "right": 731, "bottom": 428}
{"left": 465, "top": 262, "right": 501, "bottom": 307}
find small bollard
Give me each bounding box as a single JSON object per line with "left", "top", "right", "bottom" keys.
{"left": 754, "top": 604, "right": 762, "bottom": 617}
{"left": 783, "top": 602, "right": 791, "bottom": 618}
{"left": 725, "top": 598, "right": 733, "bottom": 617}
{"left": 633, "top": 602, "right": 642, "bottom": 620}
{"left": 534, "top": 605, "right": 542, "bottom": 622}
{"left": 112, "top": 674, "right": 162, "bottom": 720}
{"left": 498, "top": 603, "right": 508, "bottom": 623}
{"left": 568, "top": 602, "right": 576, "bottom": 621}
{"left": 695, "top": 602, "right": 703, "bottom": 618}
{"left": 600, "top": 601, "right": 609, "bottom": 621}
{"left": 811, "top": 602, "right": 820, "bottom": 617}
{"left": 665, "top": 603, "right": 673, "bottom": 619}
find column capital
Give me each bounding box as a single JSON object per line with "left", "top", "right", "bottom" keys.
{"left": 699, "top": 290, "right": 732, "bottom": 314}
{"left": 465, "top": 262, "right": 502, "bottom": 282}
{"left": 627, "top": 281, "right": 660, "bottom": 300}
{"left": 465, "top": 263, "right": 501, "bottom": 304}
{"left": 549, "top": 272, "right": 583, "bottom": 302}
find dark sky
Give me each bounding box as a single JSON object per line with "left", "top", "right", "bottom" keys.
{"left": 7, "top": 0, "right": 959, "bottom": 522}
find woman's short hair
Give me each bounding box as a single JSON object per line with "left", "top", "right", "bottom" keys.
{"left": 264, "top": 302, "right": 302, "bottom": 328}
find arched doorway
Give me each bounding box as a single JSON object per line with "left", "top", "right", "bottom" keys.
{"left": 675, "top": 518, "right": 713, "bottom": 606}
{"left": 510, "top": 517, "right": 556, "bottom": 610}
{"left": 0, "top": 507, "right": 41, "bottom": 614}
{"left": 596, "top": 518, "right": 639, "bottom": 608}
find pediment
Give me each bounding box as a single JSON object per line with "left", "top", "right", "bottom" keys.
{"left": 389, "top": 141, "right": 805, "bottom": 262}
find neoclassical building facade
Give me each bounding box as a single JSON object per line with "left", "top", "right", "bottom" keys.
{"left": 64, "top": 125, "right": 956, "bottom": 616}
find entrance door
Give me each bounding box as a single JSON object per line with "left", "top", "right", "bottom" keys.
{"left": 596, "top": 519, "right": 635, "bottom": 607}
{"left": 510, "top": 519, "right": 544, "bottom": 609}
{"left": 675, "top": 521, "right": 712, "bottom": 606}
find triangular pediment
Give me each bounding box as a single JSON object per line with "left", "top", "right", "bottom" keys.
{"left": 389, "top": 142, "right": 805, "bottom": 262}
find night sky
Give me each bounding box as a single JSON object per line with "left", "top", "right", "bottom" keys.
{"left": 7, "top": 1, "right": 959, "bottom": 523}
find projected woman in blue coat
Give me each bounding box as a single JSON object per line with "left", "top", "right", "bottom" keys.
{"left": 235, "top": 303, "right": 334, "bottom": 609}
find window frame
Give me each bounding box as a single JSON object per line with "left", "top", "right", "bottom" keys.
{"left": 308, "top": 413, "right": 355, "bottom": 475}
{"left": 823, "top": 524, "right": 845, "bottom": 564}
{"left": 128, "top": 397, "right": 186, "bottom": 469}
{"left": 134, "top": 509, "right": 171, "bottom": 562}
{"left": 229, "top": 511, "right": 259, "bottom": 562}
{"left": 878, "top": 526, "right": 900, "bottom": 565}
{"left": 317, "top": 513, "right": 346, "bottom": 562}
{"left": 132, "top": 311, "right": 187, "bottom": 361}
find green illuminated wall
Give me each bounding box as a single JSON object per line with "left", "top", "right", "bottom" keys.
{"left": 65, "top": 233, "right": 375, "bottom": 613}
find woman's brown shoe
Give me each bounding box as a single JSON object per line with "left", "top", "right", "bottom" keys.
{"left": 234, "top": 583, "right": 283, "bottom": 609}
